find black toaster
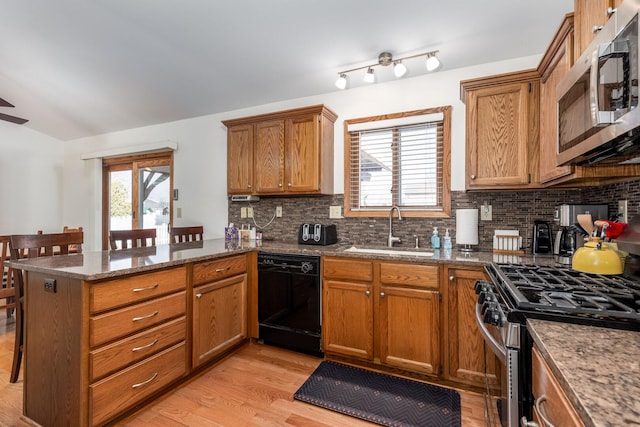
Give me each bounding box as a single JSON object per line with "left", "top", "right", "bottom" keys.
{"left": 298, "top": 223, "right": 338, "bottom": 245}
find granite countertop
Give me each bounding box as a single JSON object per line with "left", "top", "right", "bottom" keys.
{"left": 6, "top": 237, "right": 561, "bottom": 281}
{"left": 528, "top": 319, "right": 640, "bottom": 427}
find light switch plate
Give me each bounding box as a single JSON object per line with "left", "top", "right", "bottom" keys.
{"left": 618, "top": 200, "right": 628, "bottom": 223}
{"left": 276, "top": 206, "right": 282, "bottom": 218}
{"left": 480, "top": 205, "right": 492, "bottom": 221}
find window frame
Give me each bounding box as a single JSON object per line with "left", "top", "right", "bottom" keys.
{"left": 343, "top": 106, "right": 451, "bottom": 218}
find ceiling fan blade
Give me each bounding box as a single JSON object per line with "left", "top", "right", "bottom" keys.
{"left": 0, "top": 97, "right": 15, "bottom": 108}
{"left": 0, "top": 112, "right": 28, "bottom": 125}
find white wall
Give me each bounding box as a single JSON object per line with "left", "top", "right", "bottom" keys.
{"left": 0, "top": 121, "right": 64, "bottom": 235}
{"left": 3, "top": 55, "right": 540, "bottom": 249}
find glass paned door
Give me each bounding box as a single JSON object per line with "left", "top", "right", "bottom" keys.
{"left": 103, "top": 152, "right": 173, "bottom": 249}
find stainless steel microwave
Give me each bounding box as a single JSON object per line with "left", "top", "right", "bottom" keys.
{"left": 557, "top": 0, "right": 640, "bottom": 166}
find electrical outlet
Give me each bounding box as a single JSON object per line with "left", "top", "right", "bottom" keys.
{"left": 619, "top": 200, "right": 628, "bottom": 223}
{"left": 276, "top": 206, "right": 283, "bottom": 217}
{"left": 247, "top": 207, "right": 254, "bottom": 218}
{"left": 44, "top": 278, "right": 56, "bottom": 293}
{"left": 329, "top": 205, "right": 342, "bottom": 219}
{"left": 480, "top": 205, "right": 492, "bottom": 221}
{"left": 241, "top": 207, "right": 247, "bottom": 218}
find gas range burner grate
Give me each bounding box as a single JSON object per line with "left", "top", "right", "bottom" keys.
{"left": 489, "top": 263, "right": 640, "bottom": 321}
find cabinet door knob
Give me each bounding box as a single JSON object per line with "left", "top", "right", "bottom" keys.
{"left": 380, "top": 292, "right": 385, "bottom": 298}
{"left": 196, "top": 293, "right": 202, "bottom": 299}
{"left": 365, "top": 290, "right": 371, "bottom": 296}
{"left": 288, "top": 183, "right": 292, "bottom": 187}
{"left": 449, "top": 275, "right": 455, "bottom": 281}
{"left": 607, "top": 7, "right": 617, "bottom": 17}
{"left": 592, "top": 25, "right": 603, "bottom": 33}
{"left": 247, "top": 184, "right": 252, "bottom": 188}
{"left": 470, "top": 174, "right": 476, "bottom": 180}
{"left": 278, "top": 183, "right": 283, "bottom": 187}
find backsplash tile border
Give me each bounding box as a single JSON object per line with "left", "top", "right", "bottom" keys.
{"left": 228, "top": 179, "right": 640, "bottom": 252}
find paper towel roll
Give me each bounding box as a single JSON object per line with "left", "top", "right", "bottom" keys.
{"left": 456, "top": 209, "right": 479, "bottom": 246}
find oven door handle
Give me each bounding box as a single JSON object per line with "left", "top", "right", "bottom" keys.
{"left": 475, "top": 303, "right": 507, "bottom": 364}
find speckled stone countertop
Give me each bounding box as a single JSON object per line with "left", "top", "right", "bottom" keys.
{"left": 528, "top": 319, "right": 640, "bottom": 427}
{"left": 6, "top": 238, "right": 561, "bottom": 280}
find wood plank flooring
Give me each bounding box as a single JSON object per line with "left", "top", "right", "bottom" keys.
{"left": 0, "top": 311, "right": 490, "bottom": 426}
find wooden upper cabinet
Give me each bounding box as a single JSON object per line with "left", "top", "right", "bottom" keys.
{"left": 539, "top": 14, "right": 575, "bottom": 184}
{"left": 286, "top": 114, "right": 321, "bottom": 193}
{"left": 223, "top": 104, "right": 337, "bottom": 196}
{"left": 461, "top": 70, "right": 541, "bottom": 190}
{"left": 538, "top": 13, "right": 640, "bottom": 187}
{"left": 254, "top": 120, "right": 285, "bottom": 193}
{"left": 226, "top": 124, "right": 253, "bottom": 194}
{"left": 574, "top": 0, "right": 621, "bottom": 59}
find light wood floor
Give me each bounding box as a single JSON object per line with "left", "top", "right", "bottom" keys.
{"left": 0, "top": 312, "right": 490, "bottom": 426}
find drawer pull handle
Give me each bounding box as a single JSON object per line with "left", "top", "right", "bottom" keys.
{"left": 131, "top": 339, "right": 159, "bottom": 352}
{"left": 131, "top": 372, "right": 158, "bottom": 389}
{"left": 132, "top": 284, "right": 159, "bottom": 292}
{"left": 534, "top": 395, "right": 555, "bottom": 427}
{"left": 215, "top": 267, "right": 230, "bottom": 273}
{"left": 132, "top": 311, "right": 159, "bottom": 322}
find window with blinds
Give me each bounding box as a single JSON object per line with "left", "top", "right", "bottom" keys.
{"left": 344, "top": 106, "right": 451, "bottom": 217}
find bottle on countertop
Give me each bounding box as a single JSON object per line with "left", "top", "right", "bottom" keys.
{"left": 431, "top": 227, "right": 441, "bottom": 249}
{"left": 443, "top": 228, "right": 452, "bottom": 250}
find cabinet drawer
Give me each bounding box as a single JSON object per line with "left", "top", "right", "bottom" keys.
{"left": 323, "top": 257, "right": 373, "bottom": 282}
{"left": 90, "top": 291, "right": 186, "bottom": 347}
{"left": 90, "top": 267, "right": 186, "bottom": 313}
{"left": 90, "top": 342, "right": 186, "bottom": 426}
{"left": 532, "top": 346, "right": 584, "bottom": 427}
{"left": 193, "top": 254, "right": 247, "bottom": 286}
{"left": 90, "top": 316, "right": 186, "bottom": 382}
{"left": 380, "top": 263, "right": 439, "bottom": 289}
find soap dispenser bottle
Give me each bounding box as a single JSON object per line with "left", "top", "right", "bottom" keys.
{"left": 443, "top": 228, "right": 452, "bottom": 250}
{"left": 431, "top": 227, "right": 440, "bottom": 249}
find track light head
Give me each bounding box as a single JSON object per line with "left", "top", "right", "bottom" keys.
{"left": 393, "top": 61, "right": 407, "bottom": 78}
{"left": 426, "top": 52, "right": 441, "bottom": 72}
{"left": 335, "top": 73, "right": 347, "bottom": 89}
{"left": 363, "top": 67, "right": 375, "bottom": 83}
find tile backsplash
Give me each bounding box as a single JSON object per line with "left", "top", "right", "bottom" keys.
{"left": 228, "top": 178, "right": 640, "bottom": 252}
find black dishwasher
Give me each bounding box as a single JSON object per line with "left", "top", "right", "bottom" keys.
{"left": 258, "top": 252, "right": 322, "bottom": 357}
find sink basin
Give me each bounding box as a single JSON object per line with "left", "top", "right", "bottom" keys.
{"left": 344, "top": 246, "right": 434, "bottom": 257}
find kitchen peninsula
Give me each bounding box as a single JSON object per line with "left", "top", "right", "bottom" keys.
{"left": 9, "top": 239, "right": 635, "bottom": 427}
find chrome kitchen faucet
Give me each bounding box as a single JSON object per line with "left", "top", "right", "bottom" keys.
{"left": 388, "top": 205, "right": 402, "bottom": 247}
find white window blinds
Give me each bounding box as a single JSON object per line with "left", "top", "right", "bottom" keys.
{"left": 345, "top": 107, "right": 450, "bottom": 214}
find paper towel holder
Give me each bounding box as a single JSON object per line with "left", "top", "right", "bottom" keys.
{"left": 456, "top": 208, "right": 479, "bottom": 252}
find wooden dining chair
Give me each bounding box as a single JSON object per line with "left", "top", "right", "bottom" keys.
{"left": 0, "top": 236, "right": 15, "bottom": 318}
{"left": 9, "top": 231, "right": 84, "bottom": 383}
{"left": 109, "top": 229, "right": 157, "bottom": 250}
{"left": 63, "top": 226, "right": 83, "bottom": 253}
{"left": 170, "top": 225, "right": 204, "bottom": 243}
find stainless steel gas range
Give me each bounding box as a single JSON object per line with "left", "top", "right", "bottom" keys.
{"left": 475, "top": 215, "right": 640, "bottom": 427}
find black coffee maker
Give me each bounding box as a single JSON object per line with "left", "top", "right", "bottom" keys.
{"left": 532, "top": 220, "right": 553, "bottom": 255}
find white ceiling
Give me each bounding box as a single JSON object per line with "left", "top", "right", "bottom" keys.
{"left": 0, "top": 0, "right": 574, "bottom": 141}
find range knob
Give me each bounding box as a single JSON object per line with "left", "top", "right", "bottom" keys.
{"left": 483, "top": 305, "right": 501, "bottom": 325}
{"left": 474, "top": 280, "right": 489, "bottom": 294}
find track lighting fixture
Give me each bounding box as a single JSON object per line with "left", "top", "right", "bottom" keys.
{"left": 335, "top": 50, "right": 440, "bottom": 89}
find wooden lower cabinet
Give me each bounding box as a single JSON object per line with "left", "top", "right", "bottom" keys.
{"left": 323, "top": 258, "right": 498, "bottom": 390}
{"left": 322, "top": 257, "right": 440, "bottom": 376}
{"left": 192, "top": 272, "right": 248, "bottom": 367}
{"left": 531, "top": 346, "right": 584, "bottom": 427}
{"left": 323, "top": 278, "right": 374, "bottom": 359}
{"left": 443, "top": 265, "right": 501, "bottom": 390}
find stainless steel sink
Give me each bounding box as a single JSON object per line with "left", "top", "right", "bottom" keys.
{"left": 344, "top": 246, "right": 434, "bottom": 257}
